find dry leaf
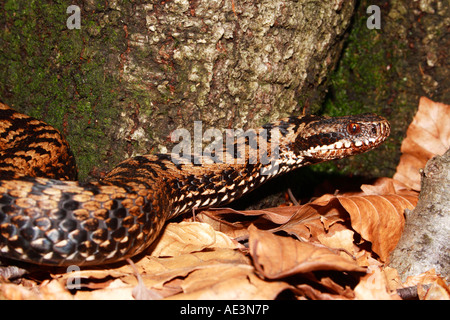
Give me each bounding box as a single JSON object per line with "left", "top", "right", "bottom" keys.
{"left": 133, "top": 249, "right": 252, "bottom": 297}
{"left": 169, "top": 267, "right": 290, "bottom": 300}
{"left": 0, "top": 282, "right": 41, "bottom": 300}
{"left": 169, "top": 264, "right": 290, "bottom": 299}
{"left": 194, "top": 211, "right": 250, "bottom": 240}
{"left": 194, "top": 206, "right": 296, "bottom": 241}
{"left": 359, "top": 177, "right": 417, "bottom": 197}
{"left": 139, "top": 248, "right": 286, "bottom": 299}
{"left": 75, "top": 279, "right": 134, "bottom": 300}
{"left": 422, "top": 282, "right": 450, "bottom": 300}
{"left": 208, "top": 207, "right": 295, "bottom": 225}
{"left": 294, "top": 283, "right": 350, "bottom": 300}
{"left": 354, "top": 265, "right": 400, "bottom": 300}
{"left": 317, "top": 228, "right": 358, "bottom": 255}
{"left": 272, "top": 187, "right": 418, "bottom": 262}
{"left": 149, "top": 221, "right": 242, "bottom": 257}
{"left": 248, "top": 225, "right": 365, "bottom": 279}
{"left": 338, "top": 194, "right": 417, "bottom": 261}
{"left": 273, "top": 194, "right": 346, "bottom": 241}
{"left": 394, "top": 97, "right": 450, "bottom": 190}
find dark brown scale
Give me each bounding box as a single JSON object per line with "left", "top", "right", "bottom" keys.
{"left": 0, "top": 103, "right": 390, "bottom": 266}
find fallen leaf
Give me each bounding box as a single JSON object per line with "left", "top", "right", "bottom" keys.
{"left": 75, "top": 279, "right": 134, "bottom": 300}
{"left": 208, "top": 207, "right": 295, "bottom": 225}
{"left": 169, "top": 267, "right": 290, "bottom": 300}
{"left": 149, "top": 221, "right": 242, "bottom": 257}
{"left": 0, "top": 282, "right": 41, "bottom": 300}
{"left": 248, "top": 225, "right": 365, "bottom": 279}
{"left": 317, "top": 227, "right": 358, "bottom": 256}
{"left": 273, "top": 194, "right": 347, "bottom": 241}
{"left": 194, "top": 206, "right": 296, "bottom": 241}
{"left": 194, "top": 211, "right": 251, "bottom": 240}
{"left": 338, "top": 193, "right": 417, "bottom": 261}
{"left": 422, "top": 282, "right": 450, "bottom": 300}
{"left": 354, "top": 265, "right": 400, "bottom": 300}
{"left": 272, "top": 187, "right": 418, "bottom": 262}
{"left": 129, "top": 259, "right": 164, "bottom": 300}
{"left": 135, "top": 249, "right": 252, "bottom": 297}
{"left": 294, "top": 283, "right": 350, "bottom": 300}
{"left": 136, "top": 248, "right": 283, "bottom": 299}
{"left": 393, "top": 97, "right": 450, "bottom": 190}
{"left": 359, "top": 177, "right": 417, "bottom": 197}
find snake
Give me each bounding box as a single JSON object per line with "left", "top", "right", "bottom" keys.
{"left": 0, "top": 102, "right": 390, "bottom": 266}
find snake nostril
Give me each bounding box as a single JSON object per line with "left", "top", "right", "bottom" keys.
{"left": 371, "top": 125, "right": 378, "bottom": 135}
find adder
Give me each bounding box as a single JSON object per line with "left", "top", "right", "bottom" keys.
{"left": 0, "top": 102, "right": 390, "bottom": 266}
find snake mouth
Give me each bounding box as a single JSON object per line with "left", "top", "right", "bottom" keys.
{"left": 305, "top": 138, "right": 382, "bottom": 160}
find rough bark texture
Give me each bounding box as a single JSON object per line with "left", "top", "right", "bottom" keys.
{"left": 111, "top": 0, "right": 357, "bottom": 165}
{"left": 389, "top": 148, "right": 450, "bottom": 281}
{"left": 0, "top": 0, "right": 356, "bottom": 180}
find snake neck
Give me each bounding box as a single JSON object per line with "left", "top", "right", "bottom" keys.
{"left": 103, "top": 126, "right": 298, "bottom": 220}
{"left": 104, "top": 113, "right": 390, "bottom": 220}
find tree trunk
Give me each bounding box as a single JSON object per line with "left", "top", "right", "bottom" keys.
{"left": 389, "top": 148, "right": 450, "bottom": 281}
{"left": 0, "top": 0, "right": 356, "bottom": 180}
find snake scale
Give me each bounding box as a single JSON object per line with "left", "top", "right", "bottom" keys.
{"left": 0, "top": 102, "right": 390, "bottom": 266}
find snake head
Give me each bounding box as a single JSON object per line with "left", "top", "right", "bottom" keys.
{"left": 292, "top": 113, "right": 390, "bottom": 161}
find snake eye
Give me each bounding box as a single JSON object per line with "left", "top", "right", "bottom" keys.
{"left": 347, "top": 123, "right": 361, "bottom": 135}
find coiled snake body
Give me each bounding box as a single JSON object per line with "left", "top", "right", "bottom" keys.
{"left": 0, "top": 102, "right": 390, "bottom": 266}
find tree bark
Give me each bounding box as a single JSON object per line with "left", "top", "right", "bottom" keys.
{"left": 389, "top": 148, "right": 450, "bottom": 281}
{"left": 0, "top": 0, "right": 356, "bottom": 179}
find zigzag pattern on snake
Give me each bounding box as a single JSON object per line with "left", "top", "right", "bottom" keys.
{"left": 0, "top": 102, "right": 390, "bottom": 266}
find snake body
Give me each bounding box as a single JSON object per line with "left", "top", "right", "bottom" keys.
{"left": 0, "top": 102, "right": 390, "bottom": 266}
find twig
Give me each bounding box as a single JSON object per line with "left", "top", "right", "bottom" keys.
{"left": 287, "top": 188, "right": 300, "bottom": 206}
{"left": 396, "top": 284, "right": 432, "bottom": 300}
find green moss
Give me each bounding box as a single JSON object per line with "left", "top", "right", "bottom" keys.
{"left": 322, "top": 27, "right": 388, "bottom": 117}
{"left": 0, "top": 0, "right": 122, "bottom": 180}
{"left": 316, "top": 2, "right": 403, "bottom": 178}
